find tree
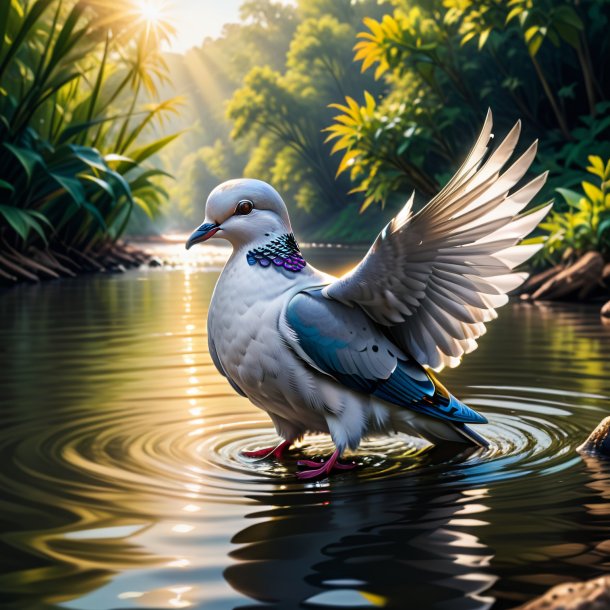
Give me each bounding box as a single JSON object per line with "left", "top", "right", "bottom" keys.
{"left": 225, "top": 0, "right": 385, "bottom": 232}
{"left": 327, "top": 0, "right": 609, "bottom": 210}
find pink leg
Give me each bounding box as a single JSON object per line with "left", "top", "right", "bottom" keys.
{"left": 241, "top": 439, "right": 293, "bottom": 460}
{"left": 296, "top": 448, "right": 357, "bottom": 479}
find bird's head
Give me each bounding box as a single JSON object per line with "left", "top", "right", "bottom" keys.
{"left": 185, "top": 179, "right": 292, "bottom": 250}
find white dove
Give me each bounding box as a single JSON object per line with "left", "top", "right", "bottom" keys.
{"left": 186, "top": 112, "right": 550, "bottom": 479}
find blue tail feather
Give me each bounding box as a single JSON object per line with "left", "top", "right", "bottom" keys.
{"left": 373, "top": 360, "right": 487, "bottom": 425}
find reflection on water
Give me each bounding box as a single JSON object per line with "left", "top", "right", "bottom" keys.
{"left": 1, "top": 247, "right": 610, "bottom": 610}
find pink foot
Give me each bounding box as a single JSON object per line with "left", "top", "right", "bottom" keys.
{"left": 242, "top": 439, "right": 293, "bottom": 460}
{"left": 296, "top": 449, "right": 357, "bottom": 479}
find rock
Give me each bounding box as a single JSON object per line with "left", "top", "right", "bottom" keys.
{"left": 577, "top": 417, "right": 610, "bottom": 456}
{"left": 104, "top": 263, "right": 126, "bottom": 274}
{"left": 532, "top": 252, "right": 604, "bottom": 300}
{"left": 148, "top": 257, "right": 163, "bottom": 267}
{"left": 602, "top": 263, "right": 610, "bottom": 284}
{"left": 602, "top": 301, "right": 610, "bottom": 319}
{"left": 513, "top": 575, "right": 610, "bottom": 609}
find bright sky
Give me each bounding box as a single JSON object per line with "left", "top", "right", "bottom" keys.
{"left": 164, "top": 0, "right": 242, "bottom": 53}
{"left": 163, "top": 0, "right": 293, "bottom": 54}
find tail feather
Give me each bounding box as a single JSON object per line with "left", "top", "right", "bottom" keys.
{"left": 399, "top": 412, "right": 490, "bottom": 448}
{"left": 453, "top": 422, "right": 490, "bottom": 448}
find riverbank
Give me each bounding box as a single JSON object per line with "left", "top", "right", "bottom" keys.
{"left": 520, "top": 251, "right": 610, "bottom": 318}
{"left": 0, "top": 241, "right": 155, "bottom": 285}
{"left": 0, "top": 235, "right": 367, "bottom": 286}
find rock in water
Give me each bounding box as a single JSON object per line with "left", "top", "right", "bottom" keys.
{"left": 513, "top": 576, "right": 610, "bottom": 609}
{"left": 601, "top": 301, "right": 610, "bottom": 319}
{"left": 577, "top": 417, "right": 610, "bottom": 456}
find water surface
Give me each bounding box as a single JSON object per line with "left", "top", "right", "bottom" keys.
{"left": 1, "top": 246, "right": 610, "bottom": 610}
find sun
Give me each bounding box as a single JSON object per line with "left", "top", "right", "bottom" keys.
{"left": 136, "top": 0, "right": 165, "bottom": 26}
{"left": 131, "top": 0, "right": 175, "bottom": 44}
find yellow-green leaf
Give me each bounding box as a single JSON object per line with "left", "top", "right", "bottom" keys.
{"left": 331, "top": 136, "right": 354, "bottom": 155}
{"left": 336, "top": 148, "right": 361, "bottom": 178}
{"left": 506, "top": 6, "right": 521, "bottom": 23}
{"left": 362, "top": 17, "right": 384, "bottom": 40}
{"left": 586, "top": 155, "right": 604, "bottom": 178}
{"left": 360, "top": 50, "right": 380, "bottom": 73}
{"left": 582, "top": 181, "right": 603, "bottom": 203}
{"left": 364, "top": 90, "right": 376, "bottom": 114}
{"left": 461, "top": 31, "right": 476, "bottom": 45}
{"left": 478, "top": 29, "right": 491, "bottom": 49}
{"left": 524, "top": 26, "right": 539, "bottom": 43}
{"left": 527, "top": 33, "right": 543, "bottom": 56}
{"left": 374, "top": 63, "right": 388, "bottom": 80}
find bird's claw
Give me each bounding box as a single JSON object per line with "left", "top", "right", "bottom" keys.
{"left": 241, "top": 439, "right": 292, "bottom": 461}
{"left": 296, "top": 450, "right": 357, "bottom": 479}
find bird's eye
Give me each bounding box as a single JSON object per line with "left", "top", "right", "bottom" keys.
{"left": 235, "top": 200, "right": 254, "bottom": 215}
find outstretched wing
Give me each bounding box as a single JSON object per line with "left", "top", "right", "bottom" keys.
{"left": 323, "top": 111, "right": 551, "bottom": 370}
{"left": 281, "top": 289, "right": 486, "bottom": 425}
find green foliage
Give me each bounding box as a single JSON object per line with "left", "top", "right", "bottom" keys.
{"left": 328, "top": 0, "right": 609, "bottom": 213}
{"left": 166, "top": 139, "right": 243, "bottom": 229}
{"left": 157, "top": 0, "right": 393, "bottom": 238}
{"left": 224, "top": 0, "right": 385, "bottom": 227}
{"left": 155, "top": 0, "right": 300, "bottom": 228}
{"left": 539, "top": 156, "right": 610, "bottom": 260}
{"left": 0, "top": 0, "right": 180, "bottom": 251}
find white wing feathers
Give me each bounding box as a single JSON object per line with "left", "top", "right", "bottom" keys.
{"left": 323, "top": 111, "right": 552, "bottom": 371}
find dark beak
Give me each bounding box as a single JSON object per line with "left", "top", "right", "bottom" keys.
{"left": 185, "top": 222, "right": 220, "bottom": 250}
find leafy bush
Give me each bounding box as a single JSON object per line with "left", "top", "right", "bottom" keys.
{"left": 0, "top": 0, "right": 180, "bottom": 255}
{"left": 327, "top": 0, "right": 609, "bottom": 212}
{"left": 539, "top": 157, "right": 610, "bottom": 261}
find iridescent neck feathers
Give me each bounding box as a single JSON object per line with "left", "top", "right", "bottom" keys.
{"left": 246, "top": 233, "right": 306, "bottom": 273}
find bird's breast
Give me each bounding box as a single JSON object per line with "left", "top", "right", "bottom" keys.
{"left": 207, "top": 256, "right": 318, "bottom": 400}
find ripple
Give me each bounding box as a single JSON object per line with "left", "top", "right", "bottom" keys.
{"left": 1, "top": 384, "right": 585, "bottom": 514}
{"left": 2, "top": 268, "right": 610, "bottom": 609}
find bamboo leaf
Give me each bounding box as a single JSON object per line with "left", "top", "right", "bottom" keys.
{"left": 0, "top": 204, "right": 30, "bottom": 239}
{"left": 0, "top": 0, "right": 55, "bottom": 81}
{"left": 0, "top": 0, "right": 12, "bottom": 59}
{"left": 68, "top": 144, "right": 107, "bottom": 171}
{"left": 3, "top": 143, "right": 42, "bottom": 179}
{"left": 125, "top": 132, "right": 182, "bottom": 166}
{"left": 58, "top": 114, "right": 133, "bottom": 145}
{"left": 0, "top": 179, "right": 15, "bottom": 194}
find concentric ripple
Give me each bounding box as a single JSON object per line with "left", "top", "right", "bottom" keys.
{"left": 1, "top": 258, "right": 610, "bottom": 610}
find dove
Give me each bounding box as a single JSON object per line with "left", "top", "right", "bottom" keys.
{"left": 186, "top": 111, "right": 551, "bottom": 479}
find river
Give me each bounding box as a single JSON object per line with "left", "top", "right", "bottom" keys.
{"left": 1, "top": 244, "right": 609, "bottom": 609}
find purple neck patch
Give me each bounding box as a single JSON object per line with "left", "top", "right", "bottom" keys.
{"left": 246, "top": 233, "right": 306, "bottom": 273}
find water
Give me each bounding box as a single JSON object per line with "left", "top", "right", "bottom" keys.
{"left": 1, "top": 245, "right": 610, "bottom": 610}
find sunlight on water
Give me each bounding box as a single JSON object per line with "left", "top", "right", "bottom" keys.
{"left": 1, "top": 247, "right": 610, "bottom": 610}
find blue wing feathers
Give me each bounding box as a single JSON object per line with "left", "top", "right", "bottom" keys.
{"left": 374, "top": 364, "right": 486, "bottom": 424}
{"left": 285, "top": 289, "right": 487, "bottom": 425}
